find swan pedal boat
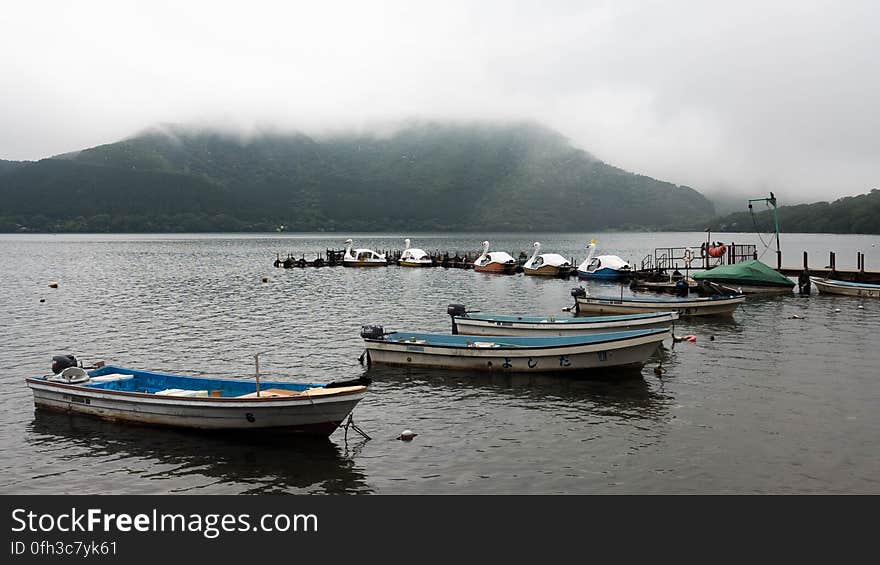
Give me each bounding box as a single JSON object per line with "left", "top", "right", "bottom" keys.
{"left": 26, "top": 365, "right": 369, "bottom": 435}
{"left": 574, "top": 291, "right": 745, "bottom": 317}
{"left": 810, "top": 277, "right": 880, "bottom": 298}
{"left": 360, "top": 327, "right": 669, "bottom": 373}
{"left": 343, "top": 238, "right": 387, "bottom": 267}
{"left": 449, "top": 307, "right": 678, "bottom": 336}
{"left": 576, "top": 240, "right": 633, "bottom": 280}
{"left": 523, "top": 242, "right": 573, "bottom": 277}
{"left": 399, "top": 238, "right": 433, "bottom": 267}
{"left": 473, "top": 241, "right": 517, "bottom": 274}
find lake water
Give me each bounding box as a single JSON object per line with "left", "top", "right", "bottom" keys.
{"left": 1, "top": 232, "right": 879, "bottom": 494}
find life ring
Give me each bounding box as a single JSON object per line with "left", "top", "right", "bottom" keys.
{"left": 683, "top": 248, "right": 695, "bottom": 266}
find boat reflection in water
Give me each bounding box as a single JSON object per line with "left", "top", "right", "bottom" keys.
{"left": 364, "top": 365, "right": 673, "bottom": 424}
{"left": 27, "top": 410, "right": 371, "bottom": 494}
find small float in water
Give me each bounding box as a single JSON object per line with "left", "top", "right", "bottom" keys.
{"left": 473, "top": 241, "right": 517, "bottom": 274}
{"left": 522, "top": 242, "right": 573, "bottom": 277}
{"left": 343, "top": 239, "right": 387, "bottom": 267}
{"left": 571, "top": 287, "right": 745, "bottom": 317}
{"left": 446, "top": 303, "right": 677, "bottom": 336}
{"left": 26, "top": 355, "right": 369, "bottom": 436}
{"left": 576, "top": 240, "right": 633, "bottom": 280}
{"left": 399, "top": 238, "right": 433, "bottom": 267}
{"left": 359, "top": 325, "right": 669, "bottom": 374}
{"left": 810, "top": 277, "right": 880, "bottom": 298}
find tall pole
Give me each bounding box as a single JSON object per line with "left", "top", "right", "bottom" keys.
{"left": 749, "top": 192, "right": 782, "bottom": 269}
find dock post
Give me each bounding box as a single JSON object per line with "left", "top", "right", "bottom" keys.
{"left": 830, "top": 251, "right": 836, "bottom": 273}
{"left": 803, "top": 251, "right": 808, "bottom": 270}
{"left": 729, "top": 241, "right": 734, "bottom": 265}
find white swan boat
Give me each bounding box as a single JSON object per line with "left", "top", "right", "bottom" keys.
{"left": 360, "top": 326, "right": 669, "bottom": 373}
{"left": 473, "top": 240, "right": 517, "bottom": 274}
{"left": 576, "top": 240, "right": 633, "bottom": 280}
{"left": 343, "top": 238, "right": 387, "bottom": 267}
{"left": 399, "top": 238, "right": 433, "bottom": 267}
{"left": 522, "top": 242, "right": 573, "bottom": 277}
{"left": 446, "top": 304, "right": 678, "bottom": 336}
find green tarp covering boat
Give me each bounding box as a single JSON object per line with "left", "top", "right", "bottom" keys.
{"left": 693, "top": 259, "right": 794, "bottom": 292}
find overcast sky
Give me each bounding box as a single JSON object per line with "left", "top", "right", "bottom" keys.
{"left": 1, "top": 0, "right": 877, "bottom": 202}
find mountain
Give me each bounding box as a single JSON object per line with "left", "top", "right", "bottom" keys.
{"left": 702, "top": 190, "right": 880, "bottom": 235}
{"left": 0, "top": 121, "right": 715, "bottom": 232}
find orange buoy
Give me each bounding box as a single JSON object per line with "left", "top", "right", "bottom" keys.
{"left": 707, "top": 245, "right": 726, "bottom": 258}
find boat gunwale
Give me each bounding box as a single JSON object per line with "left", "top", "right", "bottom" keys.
{"left": 457, "top": 311, "right": 678, "bottom": 325}
{"left": 364, "top": 328, "right": 670, "bottom": 352}
{"left": 810, "top": 277, "right": 880, "bottom": 290}
{"left": 577, "top": 294, "right": 746, "bottom": 305}
{"left": 25, "top": 378, "right": 368, "bottom": 404}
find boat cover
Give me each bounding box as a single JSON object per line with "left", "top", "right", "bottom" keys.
{"left": 693, "top": 259, "right": 794, "bottom": 287}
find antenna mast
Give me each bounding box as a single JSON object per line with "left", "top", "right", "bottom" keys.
{"left": 748, "top": 192, "right": 781, "bottom": 269}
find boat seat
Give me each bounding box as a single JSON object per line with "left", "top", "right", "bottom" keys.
{"left": 155, "top": 389, "right": 209, "bottom": 397}
{"left": 89, "top": 373, "right": 134, "bottom": 383}
{"left": 235, "top": 388, "right": 302, "bottom": 399}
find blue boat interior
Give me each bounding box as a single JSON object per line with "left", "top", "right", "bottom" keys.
{"left": 464, "top": 312, "right": 670, "bottom": 324}
{"left": 382, "top": 328, "right": 666, "bottom": 348}
{"left": 34, "top": 365, "right": 323, "bottom": 397}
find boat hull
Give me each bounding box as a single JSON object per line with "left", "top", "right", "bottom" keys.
{"left": 454, "top": 312, "right": 677, "bottom": 336}
{"left": 474, "top": 263, "right": 517, "bottom": 274}
{"left": 577, "top": 268, "right": 632, "bottom": 280}
{"left": 576, "top": 295, "right": 745, "bottom": 317}
{"left": 812, "top": 278, "right": 880, "bottom": 298}
{"left": 343, "top": 260, "right": 387, "bottom": 267}
{"left": 399, "top": 260, "right": 433, "bottom": 267}
{"left": 523, "top": 265, "right": 572, "bottom": 277}
{"left": 364, "top": 331, "right": 668, "bottom": 373}
{"left": 26, "top": 379, "right": 366, "bottom": 435}
{"left": 696, "top": 279, "right": 793, "bottom": 295}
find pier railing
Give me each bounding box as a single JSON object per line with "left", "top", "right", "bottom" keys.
{"left": 644, "top": 243, "right": 758, "bottom": 272}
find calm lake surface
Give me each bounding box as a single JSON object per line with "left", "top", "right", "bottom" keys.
{"left": 1, "top": 232, "right": 879, "bottom": 494}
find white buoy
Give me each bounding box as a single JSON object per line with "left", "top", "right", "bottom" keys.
{"left": 834, "top": 308, "right": 841, "bottom": 312}
{"left": 858, "top": 305, "right": 864, "bottom": 309}
{"left": 397, "top": 429, "right": 417, "bottom": 441}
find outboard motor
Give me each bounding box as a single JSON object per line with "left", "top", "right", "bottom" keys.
{"left": 798, "top": 271, "right": 811, "bottom": 295}
{"left": 675, "top": 279, "right": 689, "bottom": 297}
{"left": 51, "top": 354, "right": 79, "bottom": 375}
{"left": 447, "top": 303, "right": 466, "bottom": 334}
{"left": 447, "top": 303, "right": 466, "bottom": 318}
{"left": 570, "top": 286, "right": 586, "bottom": 314}
{"left": 360, "top": 325, "right": 385, "bottom": 340}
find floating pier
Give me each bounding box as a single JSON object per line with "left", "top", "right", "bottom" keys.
{"left": 271, "top": 243, "right": 879, "bottom": 288}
